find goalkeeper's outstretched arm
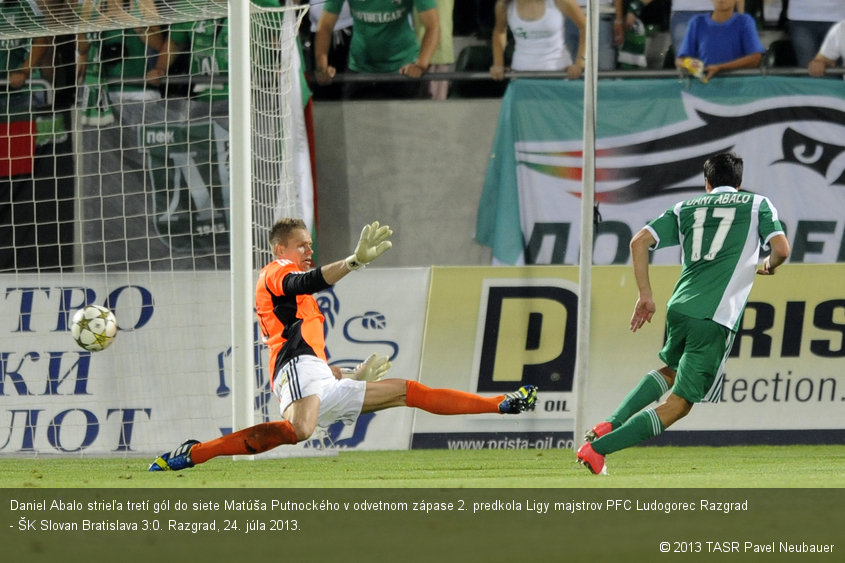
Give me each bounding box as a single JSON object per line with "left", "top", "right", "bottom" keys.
{"left": 321, "top": 221, "right": 393, "bottom": 285}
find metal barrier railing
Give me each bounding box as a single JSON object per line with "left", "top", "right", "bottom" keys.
{"left": 1, "top": 67, "right": 841, "bottom": 113}
{"left": 308, "top": 67, "right": 845, "bottom": 82}
{"left": 0, "top": 78, "right": 54, "bottom": 106}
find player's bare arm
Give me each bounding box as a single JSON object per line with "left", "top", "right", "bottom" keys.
{"left": 756, "top": 233, "right": 790, "bottom": 275}
{"left": 629, "top": 227, "right": 656, "bottom": 332}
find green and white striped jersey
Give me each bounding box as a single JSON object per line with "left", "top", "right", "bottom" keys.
{"left": 647, "top": 186, "right": 784, "bottom": 332}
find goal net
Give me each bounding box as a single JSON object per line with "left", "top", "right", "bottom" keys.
{"left": 0, "top": 0, "right": 313, "bottom": 457}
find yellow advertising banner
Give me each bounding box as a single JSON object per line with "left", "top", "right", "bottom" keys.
{"left": 415, "top": 265, "right": 844, "bottom": 449}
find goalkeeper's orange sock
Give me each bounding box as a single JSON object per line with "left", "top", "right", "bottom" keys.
{"left": 405, "top": 380, "right": 503, "bottom": 415}
{"left": 189, "top": 420, "right": 298, "bottom": 464}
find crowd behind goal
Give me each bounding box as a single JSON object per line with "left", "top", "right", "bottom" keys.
{"left": 1, "top": 0, "right": 844, "bottom": 274}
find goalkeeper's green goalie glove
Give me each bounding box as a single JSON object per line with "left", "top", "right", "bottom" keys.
{"left": 345, "top": 221, "right": 393, "bottom": 271}
{"left": 340, "top": 353, "right": 392, "bottom": 382}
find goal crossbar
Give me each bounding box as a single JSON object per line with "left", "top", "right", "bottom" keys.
{"left": 0, "top": 1, "right": 229, "bottom": 40}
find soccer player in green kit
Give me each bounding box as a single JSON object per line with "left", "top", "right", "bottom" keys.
{"left": 577, "top": 152, "right": 791, "bottom": 475}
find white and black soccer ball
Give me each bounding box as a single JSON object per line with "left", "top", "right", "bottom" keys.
{"left": 71, "top": 305, "right": 118, "bottom": 352}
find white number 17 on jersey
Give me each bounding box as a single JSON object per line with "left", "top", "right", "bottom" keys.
{"left": 690, "top": 207, "right": 736, "bottom": 261}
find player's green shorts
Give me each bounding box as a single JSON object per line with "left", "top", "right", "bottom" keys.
{"left": 658, "top": 308, "right": 735, "bottom": 403}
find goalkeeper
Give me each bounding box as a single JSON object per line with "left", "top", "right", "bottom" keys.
{"left": 150, "top": 219, "right": 536, "bottom": 471}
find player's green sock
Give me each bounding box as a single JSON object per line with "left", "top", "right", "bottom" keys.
{"left": 607, "top": 370, "right": 669, "bottom": 428}
{"left": 592, "top": 408, "right": 665, "bottom": 455}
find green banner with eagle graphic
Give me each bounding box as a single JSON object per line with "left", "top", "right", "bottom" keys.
{"left": 477, "top": 76, "right": 845, "bottom": 266}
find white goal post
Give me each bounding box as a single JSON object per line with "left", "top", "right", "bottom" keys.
{"left": 0, "top": 0, "right": 311, "bottom": 457}
{"left": 229, "top": 0, "right": 314, "bottom": 455}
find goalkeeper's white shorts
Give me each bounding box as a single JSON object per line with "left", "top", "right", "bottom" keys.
{"left": 273, "top": 354, "right": 366, "bottom": 428}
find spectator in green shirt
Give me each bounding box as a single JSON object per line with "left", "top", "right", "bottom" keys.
{"left": 314, "top": 0, "right": 440, "bottom": 99}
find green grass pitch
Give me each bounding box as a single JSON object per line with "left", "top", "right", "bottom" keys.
{"left": 2, "top": 445, "right": 843, "bottom": 488}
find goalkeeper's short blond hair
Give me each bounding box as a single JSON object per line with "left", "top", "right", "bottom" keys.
{"left": 269, "top": 218, "right": 307, "bottom": 247}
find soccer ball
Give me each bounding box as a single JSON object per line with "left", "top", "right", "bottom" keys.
{"left": 71, "top": 305, "right": 118, "bottom": 351}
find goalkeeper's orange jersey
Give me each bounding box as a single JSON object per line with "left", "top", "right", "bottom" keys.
{"left": 255, "top": 259, "right": 327, "bottom": 388}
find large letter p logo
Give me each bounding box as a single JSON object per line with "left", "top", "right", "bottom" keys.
{"left": 476, "top": 285, "right": 578, "bottom": 392}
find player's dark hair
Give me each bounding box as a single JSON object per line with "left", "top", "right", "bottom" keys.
{"left": 703, "top": 152, "right": 743, "bottom": 189}
{"left": 269, "top": 218, "right": 307, "bottom": 247}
